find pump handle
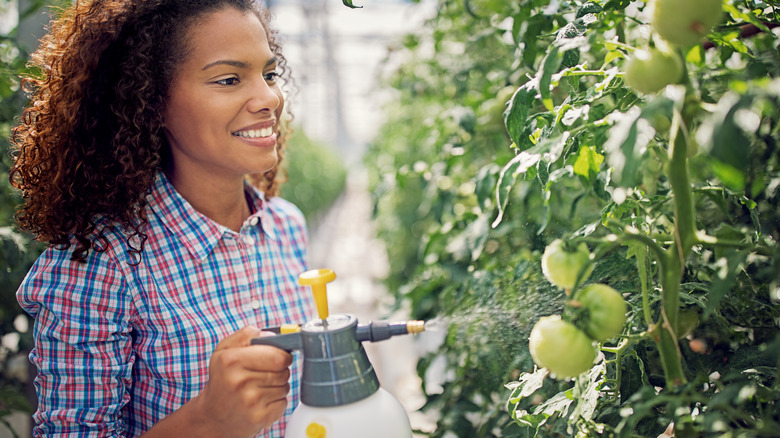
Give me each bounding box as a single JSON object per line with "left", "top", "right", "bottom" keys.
{"left": 299, "top": 269, "right": 336, "bottom": 320}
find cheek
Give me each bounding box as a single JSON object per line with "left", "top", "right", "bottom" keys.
{"left": 164, "top": 91, "right": 216, "bottom": 139}
{"left": 163, "top": 89, "right": 193, "bottom": 133}
{"left": 163, "top": 104, "right": 185, "bottom": 141}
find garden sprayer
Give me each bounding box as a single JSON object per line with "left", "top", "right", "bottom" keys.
{"left": 252, "top": 268, "right": 425, "bottom": 438}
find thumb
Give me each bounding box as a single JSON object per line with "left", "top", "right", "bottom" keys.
{"left": 216, "top": 325, "right": 262, "bottom": 350}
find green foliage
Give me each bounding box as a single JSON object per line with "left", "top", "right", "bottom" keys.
{"left": 280, "top": 128, "right": 347, "bottom": 226}
{"left": 366, "top": 0, "right": 780, "bottom": 436}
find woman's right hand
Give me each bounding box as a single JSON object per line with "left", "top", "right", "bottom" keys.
{"left": 191, "top": 326, "right": 293, "bottom": 438}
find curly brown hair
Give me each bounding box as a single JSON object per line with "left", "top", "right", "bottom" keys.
{"left": 10, "top": 0, "right": 293, "bottom": 263}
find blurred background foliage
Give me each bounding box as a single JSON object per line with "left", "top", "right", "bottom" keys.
{"left": 280, "top": 128, "right": 347, "bottom": 226}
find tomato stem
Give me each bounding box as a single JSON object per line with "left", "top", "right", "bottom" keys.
{"left": 668, "top": 109, "right": 698, "bottom": 255}
{"left": 600, "top": 338, "right": 631, "bottom": 402}
{"left": 636, "top": 244, "right": 654, "bottom": 327}
{"left": 654, "top": 71, "right": 700, "bottom": 387}
{"left": 561, "top": 69, "right": 615, "bottom": 77}
{"left": 656, "top": 253, "right": 686, "bottom": 386}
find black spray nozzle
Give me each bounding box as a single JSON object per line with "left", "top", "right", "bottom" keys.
{"left": 356, "top": 320, "right": 426, "bottom": 343}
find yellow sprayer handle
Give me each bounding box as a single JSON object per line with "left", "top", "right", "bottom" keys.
{"left": 298, "top": 269, "right": 336, "bottom": 320}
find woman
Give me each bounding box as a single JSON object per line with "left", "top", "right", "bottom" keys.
{"left": 10, "top": 0, "right": 316, "bottom": 436}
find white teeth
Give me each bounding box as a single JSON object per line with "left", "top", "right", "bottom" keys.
{"left": 235, "top": 127, "right": 273, "bottom": 138}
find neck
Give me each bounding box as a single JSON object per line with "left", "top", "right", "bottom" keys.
{"left": 165, "top": 170, "right": 249, "bottom": 232}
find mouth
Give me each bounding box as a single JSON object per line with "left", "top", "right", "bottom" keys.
{"left": 233, "top": 126, "right": 274, "bottom": 138}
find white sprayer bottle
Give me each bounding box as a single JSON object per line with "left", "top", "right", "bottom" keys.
{"left": 252, "top": 269, "right": 425, "bottom": 438}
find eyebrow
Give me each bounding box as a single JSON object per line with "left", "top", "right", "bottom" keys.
{"left": 202, "top": 56, "right": 278, "bottom": 71}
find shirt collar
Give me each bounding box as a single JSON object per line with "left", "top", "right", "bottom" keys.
{"left": 243, "top": 181, "right": 278, "bottom": 241}
{"left": 147, "top": 172, "right": 273, "bottom": 262}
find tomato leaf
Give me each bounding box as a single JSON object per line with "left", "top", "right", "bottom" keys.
{"left": 570, "top": 360, "right": 607, "bottom": 422}
{"left": 506, "top": 367, "right": 550, "bottom": 403}
{"left": 602, "top": 94, "right": 676, "bottom": 187}
{"left": 723, "top": 3, "right": 771, "bottom": 33}
{"left": 535, "top": 391, "right": 574, "bottom": 416}
{"left": 704, "top": 249, "right": 750, "bottom": 318}
{"left": 695, "top": 92, "right": 756, "bottom": 190}
{"left": 539, "top": 45, "right": 562, "bottom": 112}
{"left": 576, "top": 2, "right": 603, "bottom": 18}
{"left": 537, "top": 37, "right": 588, "bottom": 112}
{"left": 686, "top": 44, "right": 705, "bottom": 66}
{"left": 603, "top": 106, "right": 651, "bottom": 187}
{"left": 474, "top": 163, "right": 500, "bottom": 213}
{"left": 493, "top": 131, "right": 569, "bottom": 229}
{"left": 492, "top": 149, "right": 542, "bottom": 228}
{"left": 619, "top": 349, "right": 651, "bottom": 401}
{"left": 504, "top": 83, "right": 539, "bottom": 149}
{"left": 707, "top": 31, "right": 750, "bottom": 54}
{"left": 573, "top": 145, "right": 604, "bottom": 182}
{"left": 585, "top": 67, "right": 620, "bottom": 101}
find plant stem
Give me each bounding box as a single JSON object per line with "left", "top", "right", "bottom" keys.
{"left": 655, "top": 251, "right": 686, "bottom": 387}
{"left": 561, "top": 69, "right": 613, "bottom": 77}
{"left": 637, "top": 244, "right": 653, "bottom": 327}
{"left": 601, "top": 338, "right": 631, "bottom": 402}
{"left": 605, "top": 226, "right": 686, "bottom": 384}
{"left": 668, "top": 110, "right": 697, "bottom": 256}
{"left": 653, "top": 88, "right": 700, "bottom": 388}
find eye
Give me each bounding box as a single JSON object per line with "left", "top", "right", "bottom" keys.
{"left": 264, "top": 71, "right": 279, "bottom": 83}
{"left": 215, "top": 76, "right": 240, "bottom": 86}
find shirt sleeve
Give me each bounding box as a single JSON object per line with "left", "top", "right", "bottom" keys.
{"left": 17, "top": 246, "right": 136, "bottom": 437}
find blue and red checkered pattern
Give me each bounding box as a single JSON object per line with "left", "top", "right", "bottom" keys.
{"left": 17, "top": 172, "right": 317, "bottom": 437}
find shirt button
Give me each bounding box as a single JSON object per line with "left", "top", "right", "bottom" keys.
{"left": 244, "top": 236, "right": 256, "bottom": 246}
{"left": 250, "top": 300, "right": 261, "bottom": 309}
{"left": 249, "top": 216, "right": 259, "bottom": 226}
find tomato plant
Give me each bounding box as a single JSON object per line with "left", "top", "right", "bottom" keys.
{"left": 365, "top": 0, "right": 779, "bottom": 436}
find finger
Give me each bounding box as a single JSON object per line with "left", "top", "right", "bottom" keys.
{"left": 240, "top": 382, "right": 290, "bottom": 410}
{"left": 215, "top": 326, "right": 262, "bottom": 350}
{"left": 247, "top": 388, "right": 290, "bottom": 430}
{"left": 260, "top": 383, "right": 291, "bottom": 409}
{"left": 229, "top": 345, "right": 293, "bottom": 372}
{"left": 257, "top": 330, "right": 277, "bottom": 338}
{"left": 210, "top": 349, "right": 292, "bottom": 388}
{"left": 252, "top": 369, "right": 291, "bottom": 388}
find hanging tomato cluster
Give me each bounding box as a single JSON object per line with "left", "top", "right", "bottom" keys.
{"left": 529, "top": 239, "right": 627, "bottom": 378}
{"left": 624, "top": 0, "right": 724, "bottom": 95}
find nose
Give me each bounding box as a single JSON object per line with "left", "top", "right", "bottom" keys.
{"left": 247, "top": 79, "right": 281, "bottom": 113}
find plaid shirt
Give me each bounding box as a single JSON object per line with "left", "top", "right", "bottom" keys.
{"left": 17, "top": 172, "right": 316, "bottom": 437}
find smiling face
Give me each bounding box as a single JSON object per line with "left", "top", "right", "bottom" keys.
{"left": 163, "top": 7, "right": 284, "bottom": 187}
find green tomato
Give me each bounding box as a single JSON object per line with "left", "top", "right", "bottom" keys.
{"left": 574, "top": 283, "right": 627, "bottom": 341}
{"left": 541, "top": 239, "right": 594, "bottom": 290}
{"left": 651, "top": 0, "right": 723, "bottom": 48}
{"left": 529, "top": 315, "right": 597, "bottom": 378}
{"left": 624, "top": 48, "right": 683, "bottom": 95}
